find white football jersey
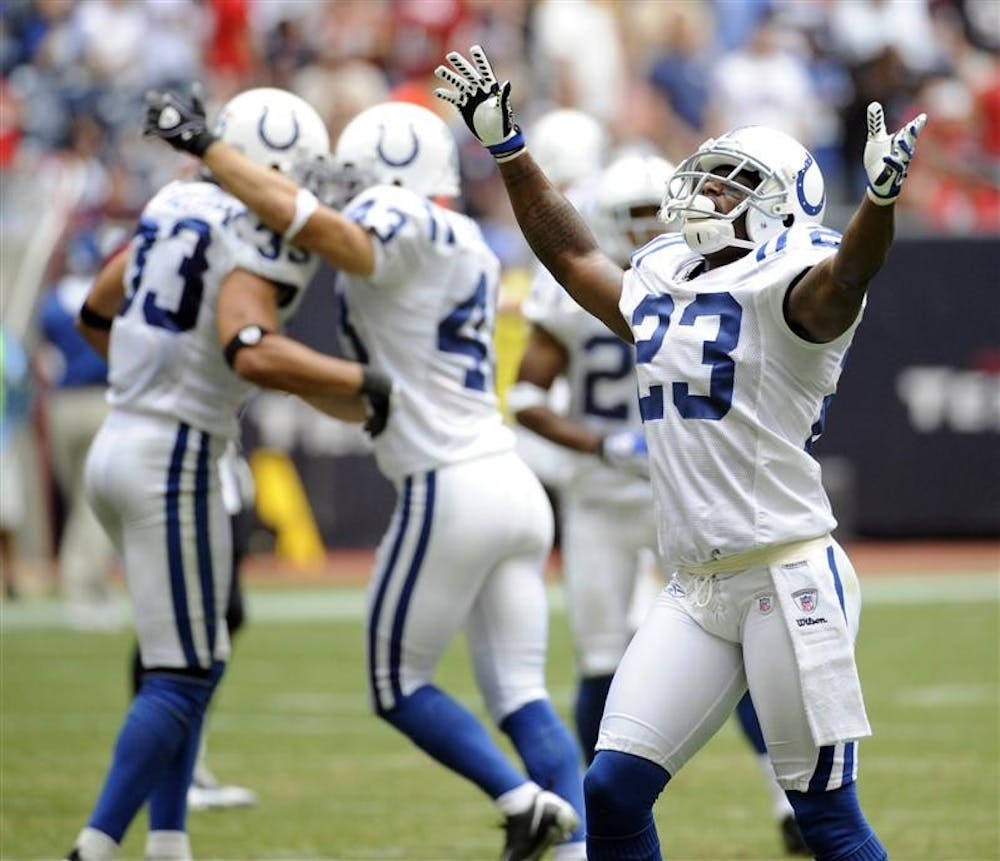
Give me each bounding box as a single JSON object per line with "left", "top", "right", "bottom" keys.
{"left": 336, "top": 184, "right": 513, "bottom": 482}
{"left": 524, "top": 267, "right": 649, "bottom": 506}
{"left": 620, "top": 224, "right": 858, "bottom": 569}
{"left": 107, "top": 180, "right": 319, "bottom": 440}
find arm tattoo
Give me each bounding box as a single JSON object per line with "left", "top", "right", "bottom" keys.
{"left": 498, "top": 156, "right": 599, "bottom": 284}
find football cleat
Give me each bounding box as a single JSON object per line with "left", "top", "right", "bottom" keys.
{"left": 501, "top": 790, "right": 579, "bottom": 861}
{"left": 187, "top": 766, "right": 258, "bottom": 811}
{"left": 780, "top": 813, "right": 812, "bottom": 856}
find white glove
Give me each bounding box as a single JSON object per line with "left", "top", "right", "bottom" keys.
{"left": 864, "top": 101, "right": 927, "bottom": 206}
{"left": 599, "top": 430, "right": 650, "bottom": 480}
{"left": 433, "top": 45, "right": 526, "bottom": 162}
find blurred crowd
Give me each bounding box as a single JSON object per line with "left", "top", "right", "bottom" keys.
{"left": 3, "top": 0, "right": 999, "bottom": 250}
{"left": 1, "top": 0, "right": 998, "bottom": 606}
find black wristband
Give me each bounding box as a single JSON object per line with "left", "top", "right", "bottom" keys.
{"left": 79, "top": 303, "right": 114, "bottom": 331}
{"left": 360, "top": 367, "right": 392, "bottom": 399}
{"left": 223, "top": 325, "right": 271, "bottom": 368}
{"left": 187, "top": 130, "right": 218, "bottom": 158}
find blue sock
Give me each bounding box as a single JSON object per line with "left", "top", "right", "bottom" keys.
{"left": 148, "top": 663, "right": 223, "bottom": 831}
{"left": 88, "top": 671, "right": 216, "bottom": 841}
{"left": 734, "top": 691, "right": 768, "bottom": 755}
{"left": 788, "top": 782, "right": 887, "bottom": 861}
{"left": 585, "top": 750, "right": 669, "bottom": 860}
{"left": 502, "top": 699, "right": 586, "bottom": 841}
{"left": 575, "top": 674, "right": 614, "bottom": 765}
{"left": 379, "top": 684, "right": 526, "bottom": 798}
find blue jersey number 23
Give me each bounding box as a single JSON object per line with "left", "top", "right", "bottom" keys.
{"left": 634, "top": 291, "right": 743, "bottom": 422}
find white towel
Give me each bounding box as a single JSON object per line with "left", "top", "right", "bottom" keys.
{"left": 769, "top": 546, "right": 872, "bottom": 747}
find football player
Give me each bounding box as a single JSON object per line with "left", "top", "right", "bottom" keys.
{"left": 144, "top": 94, "right": 586, "bottom": 859}
{"left": 435, "top": 45, "right": 925, "bottom": 861}
{"left": 512, "top": 150, "right": 809, "bottom": 854}
{"left": 65, "top": 87, "right": 391, "bottom": 861}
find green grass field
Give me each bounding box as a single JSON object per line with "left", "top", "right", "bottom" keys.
{"left": 2, "top": 572, "right": 997, "bottom": 860}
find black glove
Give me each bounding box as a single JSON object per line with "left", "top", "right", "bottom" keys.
{"left": 360, "top": 368, "right": 393, "bottom": 438}
{"left": 144, "top": 86, "right": 217, "bottom": 157}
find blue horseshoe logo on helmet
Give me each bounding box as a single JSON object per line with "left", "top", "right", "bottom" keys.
{"left": 258, "top": 107, "right": 300, "bottom": 151}
{"left": 796, "top": 154, "right": 825, "bottom": 216}
{"left": 376, "top": 123, "right": 419, "bottom": 167}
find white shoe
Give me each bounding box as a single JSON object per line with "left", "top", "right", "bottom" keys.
{"left": 187, "top": 773, "right": 258, "bottom": 811}
{"left": 502, "top": 790, "right": 579, "bottom": 861}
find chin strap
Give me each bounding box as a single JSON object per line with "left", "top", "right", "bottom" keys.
{"left": 677, "top": 194, "right": 756, "bottom": 255}
{"left": 682, "top": 218, "right": 756, "bottom": 254}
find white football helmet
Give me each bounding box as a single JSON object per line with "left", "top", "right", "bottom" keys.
{"left": 659, "top": 126, "right": 826, "bottom": 254}
{"left": 213, "top": 87, "right": 330, "bottom": 176}
{"left": 594, "top": 153, "right": 676, "bottom": 265}
{"left": 529, "top": 108, "right": 608, "bottom": 189}
{"left": 334, "top": 101, "right": 460, "bottom": 199}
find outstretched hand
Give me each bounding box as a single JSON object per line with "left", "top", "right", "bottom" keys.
{"left": 144, "top": 85, "right": 217, "bottom": 158}
{"left": 863, "top": 101, "right": 927, "bottom": 206}
{"left": 433, "top": 45, "right": 525, "bottom": 162}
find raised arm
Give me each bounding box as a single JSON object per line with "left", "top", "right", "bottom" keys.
{"left": 434, "top": 46, "right": 631, "bottom": 342}
{"left": 144, "top": 90, "right": 375, "bottom": 277}
{"left": 786, "top": 102, "right": 926, "bottom": 343}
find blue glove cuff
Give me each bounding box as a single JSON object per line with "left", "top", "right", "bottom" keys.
{"left": 487, "top": 128, "right": 526, "bottom": 160}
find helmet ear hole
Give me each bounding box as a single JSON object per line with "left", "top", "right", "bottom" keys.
{"left": 783, "top": 214, "right": 795, "bottom": 227}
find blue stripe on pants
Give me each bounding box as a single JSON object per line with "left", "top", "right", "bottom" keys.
{"left": 827, "top": 545, "right": 847, "bottom": 620}
{"left": 166, "top": 423, "right": 197, "bottom": 667}
{"left": 369, "top": 477, "right": 413, "bottom": 712}
{"left": 194, "top": 430, "right": 215, "bottom": 661}
{"left": 842, "top": 741, "right": 856, "bottom": 787}
{"left": 809, "top": 744, "right": 836, "bottom": 792}
{"left": 388, "top": 471, "right": 436, "bottom": 703}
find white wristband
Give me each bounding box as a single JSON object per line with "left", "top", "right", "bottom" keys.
{"left": 506, "top": 381, "right": 550, "bottom": 414}
{"left": 284, "top": 188, "right": 319, "bottom": 242}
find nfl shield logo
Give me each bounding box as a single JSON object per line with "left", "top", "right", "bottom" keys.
{"left": 757, "top": 594, "right": 773, "bottom": 614}
{"left": 792, "top": 589, "right": 818, "bottom": 613}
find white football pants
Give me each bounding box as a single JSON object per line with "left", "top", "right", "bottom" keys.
{"left": 367, "top": 450, "right": 554, "bottom": 722}
{"left": 85, "top": 410, "right": 232, "bottom": 669}
{"left": 597, "top": 539, "right": 864, "bottom": 792}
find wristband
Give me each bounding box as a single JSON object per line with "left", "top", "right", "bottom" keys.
{"left": 79, "top": 303, "right": 114, "bottom": 331}
{"left": 488, "top": 129, "right": 526, "bottom": 163}
{"left": 223, "top": 324, "right": 271, "bottom": 368}
{"left": 283, "top": 188, "right": 320, "bottom": 242}
{"left": 506, "top": 381, "right": 549, "bottom": 413}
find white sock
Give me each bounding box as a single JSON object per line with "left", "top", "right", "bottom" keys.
{"left": 73, "top": 827, "right": 119, "bottom": 860}
{"left": 756, "top": 753, "right": 794, "bottom": 819}
{"left": 145, "top": 830, "right": 192, "bottom": 860}
{"left": 495, "top": 781, "right": 541, "bottom": 816}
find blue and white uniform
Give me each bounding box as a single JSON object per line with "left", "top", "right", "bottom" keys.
{"left": 337, "top": 183, "right": 555, "bottom": 720}
{"left": 598, "top": 223, "right": 872, "bottom": 791}
{"left": 85, "top": 180, "right": 317, "bottom": 670}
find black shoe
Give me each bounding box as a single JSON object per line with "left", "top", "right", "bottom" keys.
{"left": 502, "top": 790, "right": 579, "bottom": 861}
{"left": 781, "top": 813, "right": 812, "bottom": 856}
{"left": 65, "top": 849, "right": 82, "bottom": 861}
